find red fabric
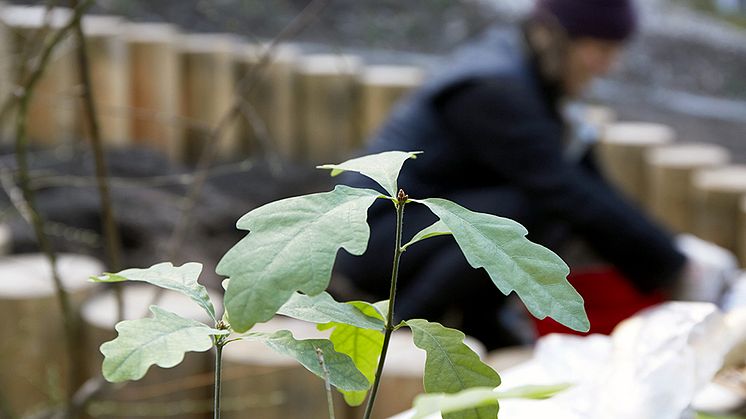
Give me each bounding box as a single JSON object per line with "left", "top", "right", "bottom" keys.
{"left": 532, "top": 267, "right": 665, "bottom": 336}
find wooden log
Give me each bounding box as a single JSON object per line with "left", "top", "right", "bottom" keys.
{"left": 358, "top": 65, "right": 424, "bottom": 142}
{"left": 0, "top": 253, "right": 102, "bottom": 416}
{"left": 692, "top": 165, "right": 746, "bottom": 263}
{"left": 1, "top": 5, "right": 78, "bottom": 145}
{"left": 81, "top": 284, "right": 218, "bottom": 419}
{"left": 80, "top": 15, "right": 130, "bottom": 147}
{"left": 597, "top": 122, "right": 675, "bottom": 207}
{"left": 646, "top": 143, "right": 730, "bottom": 233}
{"left": 295, "top": 53, "right": 363, "bottom": 163}
{"left": 345, "top": 331, "right": 486, "bottom": 419}
{"left": 124, "top": 22, "right": 181, "bottom": 160}
{"left": 179, "top": 33, "right": 237, "bottom": 164}
{"left": 266, "top": 45, "right": 300, "bottom": 160}
{"left": 221, "top": 316, "right": 346, "bottom": 419}
{"left": 234, "top": 43, "right": 300, "bottom": 160}
{"left": 231, "top": 42, "right": 261, "bottom": 156}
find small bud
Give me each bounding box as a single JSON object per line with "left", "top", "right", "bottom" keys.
{"left": 397, "top": 189, "right": 408, "bottom": 203}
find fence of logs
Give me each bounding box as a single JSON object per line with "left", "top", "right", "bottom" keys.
{"left": 2, "top": 3, "right": 746, "bottom": 419}
{"left": 0, "top": 5, "right": 424, "bottom": 164}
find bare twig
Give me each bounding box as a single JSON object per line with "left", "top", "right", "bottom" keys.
{"left": 11, "top": 0, "right": 95, "bottom": 414}
{"left": 70, "top": 0, "right": 124, "bottom": 325}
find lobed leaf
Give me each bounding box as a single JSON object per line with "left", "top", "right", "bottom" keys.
{"left": 317, "top": 150, "right": 421, "bottom": 197}
{"left": 100, "top": 306, "right": 227, "bottom": 383}
{"left": 412, "top": 384, "right": 571, "bottom": 419}
{"left": 417, "top": 198, "right": 589, "bottom": 332}
{"left": 92, "top": 262, "right": 216, "bottom": 322}
{"left": 317, "top": 302, "right": 385, "bottom": 406}
{"left": 237, "top": 330, "right": 369, "bottom": 392}
{"left": 278, "top": 292, "right": 384, "bottom": 331}
{"left": 218, "top": 185, "right": 381, "bottom": 332}
{"left": 406, "top": 319, "right": 501, "bottom": 419}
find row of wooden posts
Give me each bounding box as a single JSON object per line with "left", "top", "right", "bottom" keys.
{"left": 0, "top": 4, "right": 425, "bottom": 164}
{"left": 594, "top": 115, "right": 746, "bottom": 267}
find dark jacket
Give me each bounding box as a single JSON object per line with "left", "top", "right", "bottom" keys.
{"left": 354, "top": 27, "right": 685, "bottom": 293}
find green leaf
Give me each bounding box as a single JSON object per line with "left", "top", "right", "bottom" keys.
{"left": 317, "top": 302, "right": 385, "bottom": 406}
{"left": 100, "top": 306, "right": 227, "bottom": 383}
{"left": 411, "top": 384, "right": 570, "bottom": 419}
{"left": 406, "top": 319, "right": 501, "bottom": 419}
{"left": 402, "top": 220, "right": 452, "bottom": 251}
{"left": 317, "top": 150, "right": 421, "bottom": 197}
{"left": 92, "top": 262, "right": 216, "bottom": 322}
{"left": 373, "top": 300, "right": 389, "bottom": 322}
{"left": 492, "top": 383, "right": 571, "bottom": 399}
{"left": 218, "top": 185, "right": 381, "bottom": 332}
{"left": 237, "top": 330, "right": 369, "bottom": 392}
{"left": 417, "top": 198, "right": 589, "bottom": 332}
{"left": 278, "top": 292, "right": 384, "bottom": 331}
{"left": 412, "top": 387, "right": 498, "bottom": 419}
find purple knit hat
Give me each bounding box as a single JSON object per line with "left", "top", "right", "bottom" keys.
{"left": 535, "top": 0, "right": 637, "bottom": 41}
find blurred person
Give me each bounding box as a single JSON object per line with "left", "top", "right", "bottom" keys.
{"left": 334, "top": 0, "right": 727, "bottom": 349}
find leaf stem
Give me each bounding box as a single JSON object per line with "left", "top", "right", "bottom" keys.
{"left": 213, "top": 341, "right": 224, "bottom": 419}
{"left": 316, "top": 347, "right": 335, "bottom": 419}
{"left": 363, "top": 190, "right": 407, "bottom": 419}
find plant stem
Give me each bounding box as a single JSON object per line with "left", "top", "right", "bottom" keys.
{"left": 316, "top": 348, "right": 335, "bottom": 419}
{"left": 213, "top": 342, "right": 224, "bottom": 419}
{"left": 363, "top": 191, "right": 407, "bottom": 419}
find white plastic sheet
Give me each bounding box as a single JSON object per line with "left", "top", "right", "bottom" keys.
{"left": 391, "top": 302, "right": 740, "bottom": 419}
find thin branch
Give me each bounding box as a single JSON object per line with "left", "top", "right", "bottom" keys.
{"left": 11, "top": 0, "right": 95, "bottom": 414}
{"left": 70, "top": 0, "right": 124, "bottom": 324}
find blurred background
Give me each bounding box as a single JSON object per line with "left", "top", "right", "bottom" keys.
{"left": 1, "top": 0, "right": 746, "bottom": 418}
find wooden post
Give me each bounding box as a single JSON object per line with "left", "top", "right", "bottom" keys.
{"left": 179, "top": 33, "right": 237, "bottom": 164}
{"left": 597, "top": 122, "right": 675, "bottom": 207}
{"left": 345, "top": 332, "right": 486, "bottom": 419}
{"left": 1, "top": 5, "right": 78, "bottom": 145}
{"left": 295, "top": 54, "right": 363, "bottom": 163}
{"left": 81, "top": 285, "right": 217, "bottom": 419}
{"left": 124, "top": 22, "right": 181, "bottom": 160}
{"left": 646, "top": 143, "right": 730, "bottom": 233}
{"left": 0, "top": 254, "right": 102, "bottom": 416}
{"left": 233, "top": 43, "right": 301, "bottom": 159}
{"left": 80, "top": 15, "right": 130, "bottom": 147}
{"left": 221, "top": 316, "right": 345, "bottom": 419}
{"left": 358, "top": 65, "right": 424, "bottom": 143}
{"left": 231, "top": 42, "right": 261, "bottom": 156}
{"left": 692, "top": 165, "right": 746, "bottom": 263}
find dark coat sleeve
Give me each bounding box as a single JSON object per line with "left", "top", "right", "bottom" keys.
{"left": 434, "top": 78, "right": 686, "bottom": 293}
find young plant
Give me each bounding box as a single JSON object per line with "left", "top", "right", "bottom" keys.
{"left": 93, "top": 150, "right": 589, "bottom": 419}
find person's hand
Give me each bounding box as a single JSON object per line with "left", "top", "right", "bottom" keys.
{"left": 671, "top": 234, "right": 740, "bottom": 304}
